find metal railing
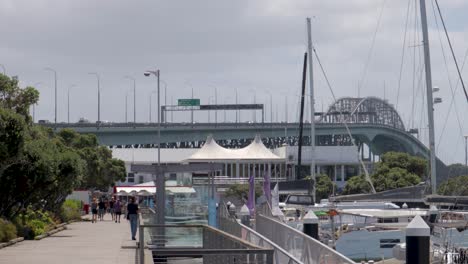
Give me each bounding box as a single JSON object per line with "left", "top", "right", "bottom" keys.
{"left": 256, "top": 214, "right": 356, "bottom": 264}
{"left": 138, "top": 224, "right": 273, "bottom": 264}
{"left": 218, "top": 203, "right": 302, "bottom": 264}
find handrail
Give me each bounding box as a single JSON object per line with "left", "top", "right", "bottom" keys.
{"left": 256, "top": 213, "right": 356, "bottom": 264}
{"left": 238, "top": 221, "right": 303, "bottom": 264}
{"left": 218, "top": 203, "right": 301, "bottom": 264}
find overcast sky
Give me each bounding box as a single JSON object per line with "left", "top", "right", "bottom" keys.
{"left": 1, "top": 0, "right": 467, "bottom": 164}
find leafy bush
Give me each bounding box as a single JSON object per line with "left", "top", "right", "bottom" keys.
{"left": 60, "top": 199, "right": 82, "bottom": 222}
{"left": 0, "top": 219, "right": 17, "bottom": 242}
{"left": 225, "top": 183, "right": 263, "bottom": 201}
{"left": 14, "top": 207, "right": 56, "bottom": 239}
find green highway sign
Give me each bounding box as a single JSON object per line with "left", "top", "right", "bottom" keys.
{"left": 178, "top": 98, "right": 200, "bottom": 106}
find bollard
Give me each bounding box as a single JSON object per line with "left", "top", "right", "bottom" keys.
{"left": 303, "top": 210, "right": 319, "bottom": 240}
{"left": 428, "top": 205, "right": 438, "bottom": 223}
{"left": 228, "top": 204, "right": 236, "bottom": 217}
{"left": 406, "top": 215, "right": 430, "bottom": 264}
{"left": 239, "top": 204, "right": 251, "bottom": 227}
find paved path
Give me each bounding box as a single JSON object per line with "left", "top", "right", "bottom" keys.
{"left": 0, "top": 214, "right": 137, "bottom": 264}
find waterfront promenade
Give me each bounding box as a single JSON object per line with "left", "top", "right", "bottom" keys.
{"left": 0, "top": 214, "right": 136, "bottom": 264}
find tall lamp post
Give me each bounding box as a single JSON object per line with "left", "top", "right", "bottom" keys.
{"left": 160, "top": 80, "right": 167, "bottom": 124}
{"left": 124, "top": 76, "right": 136, "bottom": 124}
{"left": 144, "top": 69, "right": 163, "bottom": 226}
{"left": 125, "top": 90, "right": 131, "bottom": 123}
{"left": 44, "top": 67, "right": 57, "bottom": 126}
{"left": 235, "top": 88, "right": 239, "bottom": 123}
{"left": 68, "top": 84, "right": 76, "bottom": 123}
{"left": 248, "top": 89, "right": 257, "bottom": 122}
{"left": 465, "top": 135, "right": 468, "bottom": 167}
{"left": 88, "top": 72, "right": 100, "bottom": 124}
{"left": 148, "top": 90, "right": 157, "bottom": 122}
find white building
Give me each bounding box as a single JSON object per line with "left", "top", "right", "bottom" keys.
{"left": 111, "top": 135, "right": 365, "bottom": 189}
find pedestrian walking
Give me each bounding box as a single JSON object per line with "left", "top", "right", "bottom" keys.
{"left": 91, "top": 198, "right": 98, "bottom": 223}
{"left": 109, "top": 197, "right": 115, "bottom": 221}
{"left": 114, "top": 198, "right": 122, "bottom": 223}
{"left": 127, "top": 197, "right": 139, "bottom": 240}
{"left": 98, "top": 198, "right": 106, "bottom": 221}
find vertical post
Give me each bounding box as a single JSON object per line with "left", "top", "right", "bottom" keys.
{"left": 54, "top": 71, "right": 57, "bottom": 126}
{"left": 406, "top": 215, "right": 430, "bottom": 264}
{"left": 139, "top": 225, "right": 144, "bottom": 264}
{"left": 97, "top": 75, "right": 100, "bottom": 125}
{"left": 67, "top": 88, "right": 70, "bottom": 124}
{"left": 262, "top": 106, "right": 264, "bottom": 123}
{"left": 164, "top": 81, "right": 166, "bottom": 124}
{"left": 156, "top": 70, "right": 164, "bottom": 226}
{"left": 171, "top": 96, "right": 173, "bottom": 122}
{"left": 307, "top": 17, "right": 316, "bottom": 201}
{"left": 464, "top": 135, "right": 468, "bottom": 166}
{"left": 125, "top": 92, "right": 128, "bottom": 123}
{"left": 191, "top": 87, "right": 194, "bottom": 124}
{"left": 215, "top": 87, "right": 218, "bottom": 125}
{"left": 149, "top": 94, "right": 152, "bottom": 123}
{"left": 419, "top": 0, "right": 437, "bottom": 194}
{"left": 303, "top": 210, "right": 319, "bottom": 240}
{"left": 235, "top": 88, "right": 239, "bottom": 123}
{"left": 134, "top": 78, "right": 136, "bottom": 124}
{"left": 208, "top": 169, "right": 217, "bottom": 227}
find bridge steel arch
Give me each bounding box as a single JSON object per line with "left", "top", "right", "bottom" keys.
{"left": 319, "top": 97, "right": 405, "bottom": 131}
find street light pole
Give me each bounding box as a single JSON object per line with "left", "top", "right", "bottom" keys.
{"left": 160, "top": 80, "right": 167, "bottom": 124}
{"left": 124, "top": 76, "right": 136, "bottom": 124}
{"left": 144, "top": 69, "right": 162, "bottom": 226}
{"left": 149, "top": 91, "right": 156, "bottom": 122}
{"left": 215, "top": 87, "right": 218, "bottom": 124}
{"left": 88, "top": 72, "right": 100, "bottom": 124}
{"left": 235, "top": 88, "right": 239, "bottom": 123}
{"left": 45, "top": 68, "right": 57, "bottom": 126}
{"left": 465, "top": 135, "right": 468, "bottom": 167}
{"left": 125, "top": 91, "right": 129, "bottom": 123}
{"left": 68, "top": 84, "right": 76, "bottom": 124}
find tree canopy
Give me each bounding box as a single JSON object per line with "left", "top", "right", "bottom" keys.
{"left": 438, "top": 175, "right": 468, "bottom": 196}
{"left": 0, "top": 74, "right": 125, "bottom": 220}
{"left": 342, "top": 152, "right": 426, "bottom": 195}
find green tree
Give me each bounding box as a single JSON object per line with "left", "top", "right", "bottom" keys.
{"left": 0, "top": 74, "right": 39, "bottom": 121}
{"left": 342, "top": 175, "right": 372, "bottom": 195}
{"left": 371, "top": 166, "right": 421, "bottom": 192}
{"left": 438, "top": 175, "right": 468, "bottom": 196}
{"left": 314, "top": 174, "right": 335, "bottom": 201}
{"left": 341, "top": 152, "right": 426, "bottom": 195}
{"left": 57, "top": 129, "right": 126, "bottom": 190}
{"left": 0, "top": 75, "right": 125, "bottom": 220}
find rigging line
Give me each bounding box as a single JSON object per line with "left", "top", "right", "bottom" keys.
{"left": 434, "top": 0, "right": 468, "bottom": 102}
{"left": 358, "top": 0, "right": 387, "bottom": 93}
{"left": 396, "top": 0, "right": 412, "bottom": 111}
{"left": 430, "top": 0, "right": 466, "bottom": 151}
{"left": 313, "top": 46, "right": 376, "bottom": 194}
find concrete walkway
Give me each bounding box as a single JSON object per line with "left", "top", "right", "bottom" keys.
{"left": 0, "top": 214, "right": 137, "bottom": 264}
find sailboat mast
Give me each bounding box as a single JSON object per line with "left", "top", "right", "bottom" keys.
{"left": 419, "top": 0, "right": 437, "bottom": 194}
{"left": 306, "top": 18, "right": 316, "bottom": 201}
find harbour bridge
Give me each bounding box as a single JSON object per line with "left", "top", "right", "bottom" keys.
{"left": 40, "top": 97, "right": 448, "bottom": 182}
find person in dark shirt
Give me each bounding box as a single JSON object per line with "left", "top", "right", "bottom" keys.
{"left": 98, "top": 199, "right": 106, "bottom": 221}
{"left": 109, "top": 198, "right": 115, "bottom": 221}
{"left": 127, "top": 197, "right": 139, "bottom": 240}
